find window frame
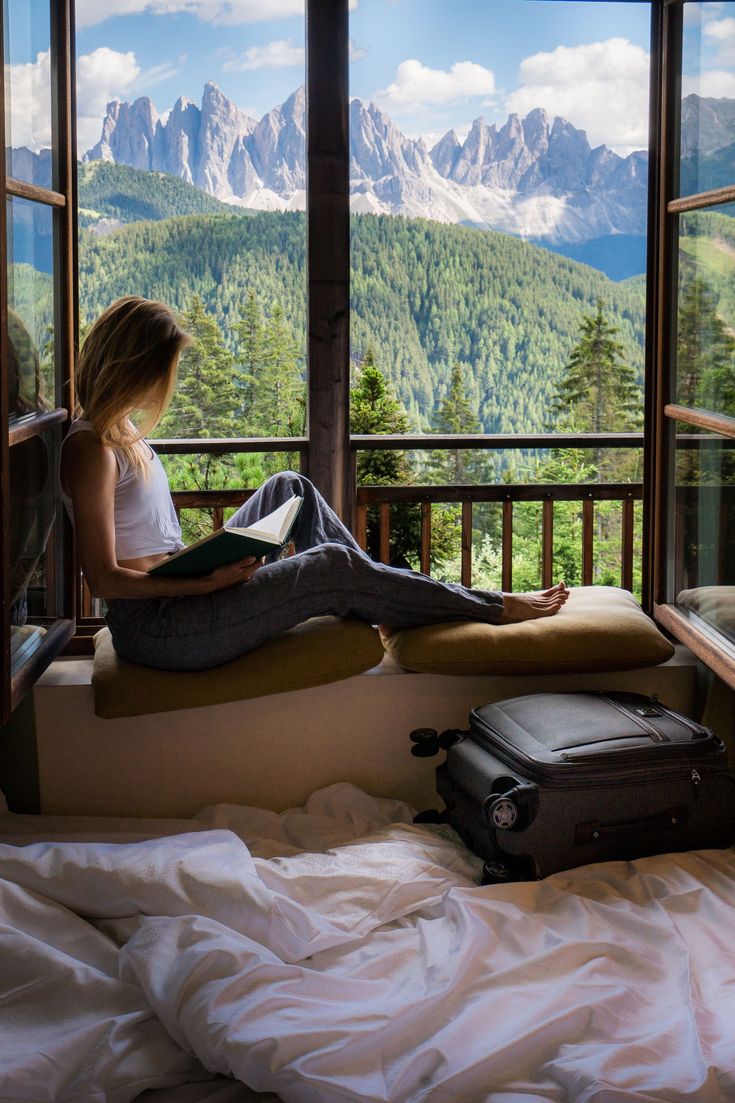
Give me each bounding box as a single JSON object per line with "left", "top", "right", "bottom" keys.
{"left": 648, "top": 0, "right": 735, "bottom": 688}
{"left": 0, "top": 0, "right": 78, "bottom": 722}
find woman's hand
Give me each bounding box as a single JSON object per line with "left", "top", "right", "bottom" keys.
{"left": 209, "top": 555, "right": 264, "bottom": 590}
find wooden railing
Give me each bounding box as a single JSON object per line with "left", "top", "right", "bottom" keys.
{"left": 355, "top": 482, "right": 642, "bottom": 592}
{"left": 77, "top": 432, "right": 643, "bottom": 620}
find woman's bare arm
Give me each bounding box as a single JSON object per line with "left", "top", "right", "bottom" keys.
{"left": 61, "top": 432, "right": 260, "bottom": 600}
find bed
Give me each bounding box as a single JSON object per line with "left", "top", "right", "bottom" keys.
{"left": 2, "top": 782, "right": 734, "bottom": 1102}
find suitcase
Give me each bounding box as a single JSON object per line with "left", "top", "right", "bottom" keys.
{"left": 410, "top": 691, "right": 735, "bottom": 883}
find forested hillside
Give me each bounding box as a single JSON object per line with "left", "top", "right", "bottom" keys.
{"left": 78, "top": 161, "right": 242, "bottom": 228}
{"left": 78, "top": 208, "right": 646, "bottom": 432}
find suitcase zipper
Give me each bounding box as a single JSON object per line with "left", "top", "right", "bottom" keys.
{"left": 470, "top": 724, "right": 724, "bottom": 786}
{"left": 598, "top": 693, "right": 666, "bottom": 743}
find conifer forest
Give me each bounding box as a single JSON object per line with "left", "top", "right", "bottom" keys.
{"left": 17, "top": 163, "right": 735, "bottom": 593}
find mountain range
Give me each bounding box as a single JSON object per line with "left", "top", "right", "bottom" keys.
{"left": 81, "top": 81, "right": 648, "bottom": 249}
{"left": 10, "top": 85, "right": 735, "bottom": 279}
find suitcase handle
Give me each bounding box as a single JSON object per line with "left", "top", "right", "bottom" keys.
{"left": 576, "top": 804, "right": 688, "bottom": 846}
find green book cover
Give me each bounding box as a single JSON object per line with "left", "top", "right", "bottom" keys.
{"left": 148, "top": 494, "right": 302, "bottom": 579}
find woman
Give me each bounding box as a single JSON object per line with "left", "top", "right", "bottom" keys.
{"left": 61, "top": 296, "right": 569, "bottom": 672}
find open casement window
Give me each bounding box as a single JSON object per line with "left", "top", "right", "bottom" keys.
{"left": 0, "top": 0, "right": 77, "bottom": 722}
{"left": 650, "top": 0, "right": 735, "bottom": 687}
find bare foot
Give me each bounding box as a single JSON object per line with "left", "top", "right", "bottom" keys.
{"left": 499, "top": 581, "right": 570, "bottom": 624}
{"left": 378, "top": 625, "right": 396, "bottom": 638}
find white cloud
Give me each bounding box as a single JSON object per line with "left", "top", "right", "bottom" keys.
{"left": 683, "top": 69, "right": 735, "bottom": 98}
{"left": 703, "top": 15, "right": 735, "bottom": 65}
{"left": 6, "top": 46, "right": 144, "bottom": 154}
{"left": 222, "top": 37, "right": 304, "bottom": 72}
{"left": 75, "top": 0, "right": 306, "bottom": 29}
{"left": 506, "top": 38, "right": 649, "bottom": 155}
{"left": 375, "top": 59, "right": 496, "bottom": 111}
{"left": 77, "top": 47, "right": 144, "bottom": 152}
{"left": 5, "top": 49, "right": 54, "bottom": 150}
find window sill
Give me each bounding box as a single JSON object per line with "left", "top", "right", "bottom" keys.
{"left": 654, "top": 603, "right": 735, "bottom": 691}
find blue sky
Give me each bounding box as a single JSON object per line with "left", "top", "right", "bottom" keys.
{"left": 7, "top": 1, "right": 735, "bottom": 158}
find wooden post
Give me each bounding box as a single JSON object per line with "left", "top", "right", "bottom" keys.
{"left": 502, "top": 499, "right": 513, "bottom": 593}
{"left": 542, "top": 497, "right": 554, "bottom": 589}
{"left": 461, "top": 501, "right": 472, "bottom": 587}
{"left": 306, "top": 0, "right": 350, "bottom": 520}
{"left": 582, "top": 497, "right": 594, "bottom": 585}
{"left": 379, "top": 503, "right": 390, "bottom": 564}
{"left": 420, "top": 501, "right": 431, "bottom": 575}
{"left": 622, "top": 496, "right": 635, "bottom": 593}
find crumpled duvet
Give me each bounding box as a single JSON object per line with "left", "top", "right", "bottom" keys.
{"left": 1, "top": 783, "right": 735, "bottom": 1103}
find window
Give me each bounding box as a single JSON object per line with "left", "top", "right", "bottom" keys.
{"left": 651, "top": 0, "right": 735, "bottom": 684}
{"left": 1, "top": 0, "right": 77, "bottom": 721}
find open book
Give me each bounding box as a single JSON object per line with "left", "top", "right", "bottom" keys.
{"left": 148, "top": 494, "right": 303, "bottom": 578}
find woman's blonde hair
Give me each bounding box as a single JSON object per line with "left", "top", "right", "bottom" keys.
{"left": 75, "top": 296, "right": 191, "bottom": 470}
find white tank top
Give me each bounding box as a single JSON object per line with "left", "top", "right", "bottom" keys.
{"left": 60, "top": 419, "right": 185, "bottom": 560}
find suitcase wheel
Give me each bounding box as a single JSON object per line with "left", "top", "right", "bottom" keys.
{"left": 482, "top": 856, "right": 536, "bottom": 885}
{"left": 485, "top": 795, "right": 520, "bottom": 830}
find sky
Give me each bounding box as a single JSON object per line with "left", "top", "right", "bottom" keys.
{"left": 5, "top": 0, "right": 735, "bottom": 160}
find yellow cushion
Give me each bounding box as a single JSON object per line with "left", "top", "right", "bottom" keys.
{"left": 381, "top": 586, "right": 674, "bottom": 675}
{"left": 92, "top": 617, "right": 383, "bottom": 718}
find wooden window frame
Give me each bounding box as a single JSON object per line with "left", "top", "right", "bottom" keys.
{"left": 647, "top": 0, "right": 735, "bottom": 688}
{"left": 1, "top": 0, "right": 78, "bottom": 721}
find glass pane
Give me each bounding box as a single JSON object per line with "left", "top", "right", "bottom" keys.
{"left": 674, "top": 425, "right": 735, "bottom": 644}
{"left": 76, "top": 4, "right": 307, "bottom": 488}
{"left": 680, "top": 1, "right": 735, "bottom": 198}
{"left": 4, "top": 0, "right": 54, "bottom": 188}
{"left": 10, "top": 425, "right": 64, "bottom": 674}
{"left": 349, "top": 0, "right": 647, "bottom": 577}
{"left": 7, "top": 197, "right": 56, "bottom": 418}
{"left": 676, "top": 206, "right": 735, "bottom": 415}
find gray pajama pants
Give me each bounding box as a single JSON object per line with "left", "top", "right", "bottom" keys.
{"left": 106, "top": 471, "right": 505, "bottom": 671}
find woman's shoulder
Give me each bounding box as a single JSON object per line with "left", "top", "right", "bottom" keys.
{"left": 61, "top": 421, "right": 117, "bottom": 485}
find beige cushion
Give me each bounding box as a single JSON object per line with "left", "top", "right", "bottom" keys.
{"left": 381, "top": 586, "right": 674, "bottom": 675}
{"left": 93, "top": 617, "right": 383, "bottom": 718}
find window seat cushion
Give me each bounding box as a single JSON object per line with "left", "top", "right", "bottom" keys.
{"left": 380, "top": 586, "right": 675, "bottom": 675}
{"left": 92, "top": 617, "right": 384, "bottom": 719}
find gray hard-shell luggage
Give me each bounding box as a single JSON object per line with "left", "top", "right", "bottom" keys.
{"left": 410, "top": 691, "right": 735, "bottom": 883}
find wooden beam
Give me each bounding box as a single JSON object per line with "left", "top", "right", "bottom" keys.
{"left": 582, "top": 497, "right": 594, "bottom": 586}
{"left": 542, "top": 498, "right": 554, "bottom": 590}
{"left": 502, "top": 499, "right": 513, "bottom": 592}
{"left": 461, "top": 501, "right": 472, "bottom": 587}
{"left": 420, "top": 502, "right": 431, "bottom": 576}
{"left": 306, "top": 0, "right": 350, "bottom": 518}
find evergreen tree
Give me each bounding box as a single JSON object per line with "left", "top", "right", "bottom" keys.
{"left": 152, "top": 295, "right": 243, "bottom": 540}
{"left": 351, "top": 348, "right": 413, "bottom": 486}
{"left": 428, "top": 361, "right": 492, "bottom": 484}
{"left": 350, "top": 348, "right": 458, "bottom": 567}
{"left": 250, "top": 302, "right": 304, "bottom": 438}
{"left": 551, "top": 299, "right": 641, "bottom": 438}
{"left": 157, "top": 294, "right": 238, "bottom": 439}
{"left": 233, "top": 289, "right": 265, "bottom": 426}
{"left": 677, "top": 275, "right": 735, "bottom": 415}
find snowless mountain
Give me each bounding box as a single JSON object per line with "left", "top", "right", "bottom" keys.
{"left": 81, "top": 80, "right": 648, "bottom": 245}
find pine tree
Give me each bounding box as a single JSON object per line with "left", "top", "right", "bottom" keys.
{"left": 551, "top": 299, "right": 641, "bottom": 437}
{"left": 677, "top": 276, "right": 735, "bottom": 415}
{"left": 428, "top": 361, "right": 491, "bottom": 484}
{"left": 153, "top": 295, "right": 242, "bottom": 540}
{"left": 157, "top": 294, "right": 238, "bottom": 440}
{"left": 250, "top": 302, "right": 304, "bottom": 438}
{"left": 233, "top": 289, "right": 265, "bottom": 427}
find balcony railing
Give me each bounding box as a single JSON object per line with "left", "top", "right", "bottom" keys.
{"left": 76, "top": 432, "right": 644, "bottom": 621}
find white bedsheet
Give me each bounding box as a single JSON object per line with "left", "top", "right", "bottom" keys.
{"left": 1, "top": 783, "right": 735, "bottom": 1102}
